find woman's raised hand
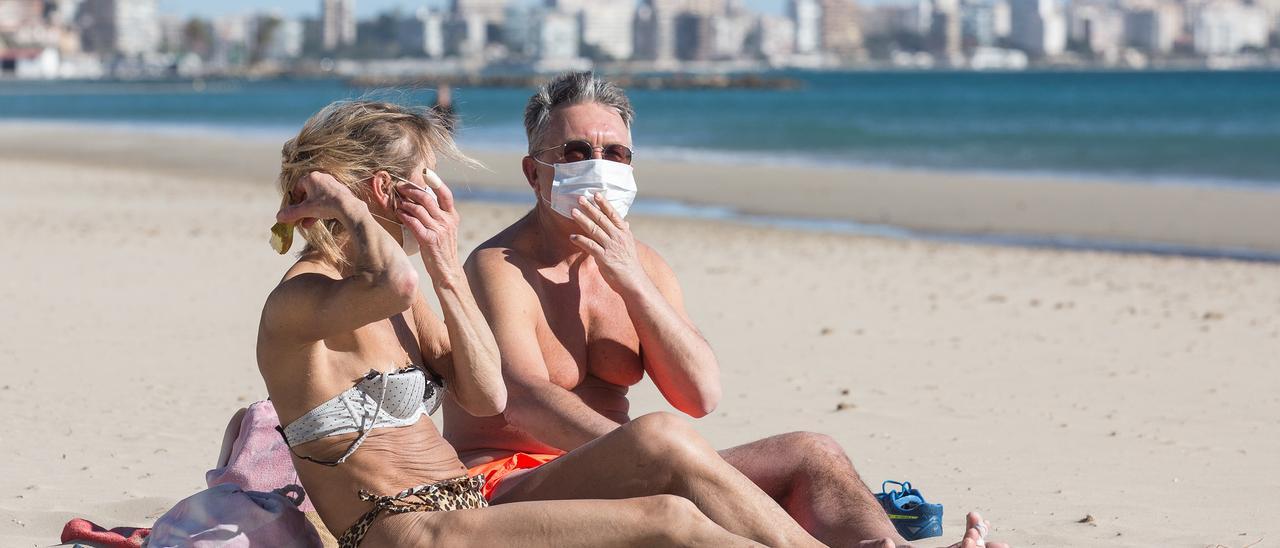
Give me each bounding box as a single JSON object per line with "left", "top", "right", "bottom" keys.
{"left": 277, "top": 171, "right": 365, "bottom": 227}
{"left": 395, "top": 168, "right": 463, "bottom": 284}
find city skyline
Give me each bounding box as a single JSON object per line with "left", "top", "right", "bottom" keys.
{"left": 156, "top": 0, "right": 796, "bottom": 19}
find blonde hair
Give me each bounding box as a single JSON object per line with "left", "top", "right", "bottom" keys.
{"left": 278, "top": 99, "right": 475, "bottom": 267}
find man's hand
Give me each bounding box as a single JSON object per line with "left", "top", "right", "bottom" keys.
{"left": 569, "top": 192, "right": 649, "bottom": 293}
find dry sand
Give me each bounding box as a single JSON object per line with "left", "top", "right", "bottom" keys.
{"left": 1, "top": 124, "right": 1278, "bottom": 547}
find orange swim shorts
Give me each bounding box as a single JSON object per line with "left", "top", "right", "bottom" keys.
{"left": 466, "top": 453, "right": 560, "bottom": 500}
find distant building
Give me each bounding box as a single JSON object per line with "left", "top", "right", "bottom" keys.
{"left": 709, "top": 2, "right": 755, "bottom": 60}
{"left": 259, "top": 15, "right": 304, "bottom": 61}
{"left": 789, "top": 0, "right": 821, "bottom": 54}
{"left": 532, "top": 9, "right": 581, "bottom": 63}
{"left": 969, "top": 44, "right": 1028, "bottom": 67}
{"left": 158, "top": 14, "right": 184, "bottom": 53}
{"left": 991, "top": 0, "right": 1012, "bottom": 38}
{"left": 0, "top": 0, "right": 43, "bottom": 34}
{"left": 1009, "top": 0, "right": 1066, "bottom": 57}
{"left": 819, "top": 0, "right": 865, "bottom": 58}
{"left": 321, "top": 0, "right": 356, "bottom": 52}
{"left": 0, "top": 47, "right": 59, "bottom": 78}
{"left": 961, "top": 0, "right": 1008, "bottom": 47}
{"left": 548, "top": 0, "right": 635, "bottom": 61}
{"left": 1068, "top": 3, "right": 1124, "bottom": 59}
{"left": 877, "top": 0, "right": 935, "bottom": 37}
{"left": 750, "top": 13, "right": 795, "bottom": 62}
{"left": 454, "top": 0, "right": 509, "bottom": 23}
{"left": 79, "top": 0, "right": 160, "bottom": 57}
{"left": 443, "top": 12, "right": 487, "bottom": 58}
{"left": 673, "top": 12, "right": 713, "bottom": 60}
{"left": 453, "top": 0, "right": 508, "bottom": 45}
{"left": 212, "top": 13, "right": 251, "bottom": 66}
{"left": 1123, "top": 3, "right": 1179, "bottom": 54}
{"left": 634, "top": 0, "right": 728, "bottom": 62}
{"left": 1193, "top": 0, "right": 1268, "bottom": 54}
{"left": 398, "top": 8, "right": 445, "bottom": 58}
{"left": 930, "top": 0, "right": 963, "bottom": 60}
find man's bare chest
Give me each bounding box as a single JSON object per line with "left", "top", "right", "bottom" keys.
{"left": 531, "top": 280, "right": 645, "bottom": 389}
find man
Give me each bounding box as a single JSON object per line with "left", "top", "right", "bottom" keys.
{"left": 446, "top": 72, "right": 1005, "bottom": 548}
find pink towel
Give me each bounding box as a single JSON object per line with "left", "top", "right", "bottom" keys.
{"left": 205, "top": 400, "right": 315, "bottom": 513}
{"left": 60, "top": 518, "right": 149, "bottom": 548}
{"left": 147, "top": 483, "right": 321, "bottom": 548}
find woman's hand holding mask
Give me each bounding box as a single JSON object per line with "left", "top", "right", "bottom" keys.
{"left": 395, "top": 168, "right": 463, "bottom": 286}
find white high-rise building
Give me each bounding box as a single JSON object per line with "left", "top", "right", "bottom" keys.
{"left": 1193, "top": 0, "right": 1269, "bottom": 54}
{"left": 991, "top": 0, "right": 1012, "bottom": 37}
{"left": 444, "top": 13, "right": 487, "bottom": 58}
{"left": 80, "top": 0, "right": 160, "bottom": 56}
{"left": 789, "top": 0, "right": 822, "bottom": 54}
{"left": 531, "top": 9, "right": 580, "bottom": 61}
{"left": 709, "top": 3, "right": 755, "bottom": 59}
{"left": 1009, "top": 0, "right": 1066, "bottom": 57}
{"left": 398, "top": 8, "right": 445, "bottom": 58}
{"left": 321, "top": 0, "right": 356, "bottom": 51}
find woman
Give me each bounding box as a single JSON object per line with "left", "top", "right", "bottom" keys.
{"left": 255, "top": 100, "right": 761, "bottom": 547}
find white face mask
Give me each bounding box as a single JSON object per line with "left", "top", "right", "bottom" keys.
{"left": 535, "top": 158, "right": 637, "bottom": 220}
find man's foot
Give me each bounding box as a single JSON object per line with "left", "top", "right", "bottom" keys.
{"left": 855, "top": 512, "right": 1010, "bottom": 548}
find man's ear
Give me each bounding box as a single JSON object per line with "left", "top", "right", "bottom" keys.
{"left": 521, "top": 156, "right": 539, "bottom": 191}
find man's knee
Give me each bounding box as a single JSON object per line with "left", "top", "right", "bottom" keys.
{"left": 773, "top": 431, "right": 855, "bottom": 471}
{"left": 622, "top": 412, "right": 706, "bottom": 458}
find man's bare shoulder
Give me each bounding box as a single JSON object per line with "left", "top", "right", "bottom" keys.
{"left": 635, "top": 240, "right": 678, "bottom": 282}
{"left": 465, "top": 216, "right": 538, "bottom": 293}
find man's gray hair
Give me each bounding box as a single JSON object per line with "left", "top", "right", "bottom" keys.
{"left": 524, "top": 71, "right": 635, "bottom": 152}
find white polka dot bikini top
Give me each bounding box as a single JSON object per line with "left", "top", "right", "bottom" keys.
{"left": 277, "top": 366, "right": 446, "bottom": 466}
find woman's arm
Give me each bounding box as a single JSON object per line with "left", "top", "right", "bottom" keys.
{"left": 399, "top": 170, "right": 506, "bottom": 417}
{"left": 261, "top": 172, "right": 419, "bottom": 343}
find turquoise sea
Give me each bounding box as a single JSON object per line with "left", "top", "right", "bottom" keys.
{"left": 1, "top": 70, "right": 1278, "bottom": 186}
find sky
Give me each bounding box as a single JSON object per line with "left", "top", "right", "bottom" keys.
{"left": 157, "top": 0, "right": 788, "bottom": 19}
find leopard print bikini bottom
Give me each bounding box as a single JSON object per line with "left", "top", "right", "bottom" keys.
{"left": 338, "top": 474, "right": 488, "bottom": 547}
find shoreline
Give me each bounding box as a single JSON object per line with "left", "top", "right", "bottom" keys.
{"left": 6, "top": 117, "right": 1280, "bottom": 192}
{"left": 4, "top": 120, "right": 1279, "bottom": 259}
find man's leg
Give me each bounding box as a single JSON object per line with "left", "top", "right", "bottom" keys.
{"left": 719, "top": 432, "right": 906, "bottom": 546}
{"left": 490, "top": 412, "right": 825, "bottom": 548}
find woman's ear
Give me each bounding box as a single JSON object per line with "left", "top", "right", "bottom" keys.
{"left": 368, "top": 170, "right": 395, "bottom": 211}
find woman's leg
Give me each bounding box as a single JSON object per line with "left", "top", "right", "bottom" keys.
{"left": 364, "top": 495, "right": 765, "bottom": 548}
{"left": 491, "top": 412, "right": 825, "bottom": 548}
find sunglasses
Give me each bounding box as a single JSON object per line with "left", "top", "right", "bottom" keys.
{"left": 532, "top": 140, "right": 634, "bottom": 165}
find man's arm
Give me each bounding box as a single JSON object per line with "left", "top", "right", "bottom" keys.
{"left": 465, "top": 247, "right": 622, "bottom": 451}
{"left": 629, "top": 244, "right": 721, "bottom": 417}
{"left": 569, "top": 193, "right": 721, "bottom": 417}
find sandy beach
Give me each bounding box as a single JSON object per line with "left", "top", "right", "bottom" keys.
{"left": 1, "top": 123, "right": 1278, "bottom": 547}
